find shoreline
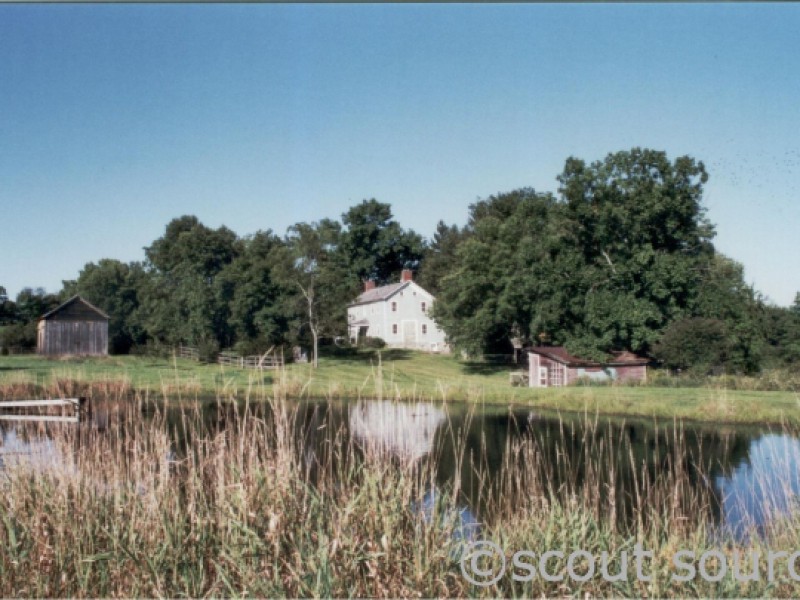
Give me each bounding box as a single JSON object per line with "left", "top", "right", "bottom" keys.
{"left": 1, "top": 353, "right": 798, "bottom": 427}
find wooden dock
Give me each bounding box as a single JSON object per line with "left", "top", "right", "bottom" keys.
{"left": 0, "top": 397, "right": 86, "bottom": 423}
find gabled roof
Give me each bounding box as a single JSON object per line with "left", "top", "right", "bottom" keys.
{"left": 40, "top": 295, "right": 110, "bottom": 321}
{"left": 529, "top": 346, "right": 648, "bottom": 367}
{"left": 348, "top": 281, "right": 411, "bottom": 307}
{"left": 607, "top": 350, "right": 649, "bottom": 366}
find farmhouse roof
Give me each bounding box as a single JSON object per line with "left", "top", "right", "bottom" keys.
{"left": 40, "top": 295, "right": 110, "bottom": 321}
{"left": 349, "top": 281, "right": 411, "bottom": 307}
{"left": 528, "top": 346, "right": 648, "bottom": 367}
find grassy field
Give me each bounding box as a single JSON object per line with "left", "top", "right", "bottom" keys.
{"left": 1, "top": 351, "right": 799, "bottom": 424}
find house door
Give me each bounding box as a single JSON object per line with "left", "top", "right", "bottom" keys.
{"left": 402, "top": 321, "right": 417, "bottom": 348}
{"left": 538, "top": 366, "right": 548, "bottom": 388}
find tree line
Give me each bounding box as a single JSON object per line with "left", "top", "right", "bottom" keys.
{"left": 2, "top": 148, "right": 799, "bottom": 373}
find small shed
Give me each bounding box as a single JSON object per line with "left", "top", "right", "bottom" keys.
{"left": 528, "top": 346, "right": 648, "bottom": 388}
{"left": 37, "top": 295, "right": 109, "bottom": 356}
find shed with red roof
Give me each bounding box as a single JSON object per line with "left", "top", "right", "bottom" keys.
{"left": 528, "top": 346, "right": 648, "bottom": 388}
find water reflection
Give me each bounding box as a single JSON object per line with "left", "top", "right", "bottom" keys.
{"left": 0, "top": 427, "right": 62, "bottom": 473}
{"left": 1, "top": 398, "right": 799, "bottom": 540}
{"left": 717, "top": 433, "right": 800, "bottom": 538}
{"left": 348, "top": 400, "right": 479, "bottom": 542}
{"left": 349, "top": 401, "right": 446, "bottom": 463}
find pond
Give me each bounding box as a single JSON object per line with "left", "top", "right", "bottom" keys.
{"left": 2, "top": 397, "right": 799, "bottom": 539}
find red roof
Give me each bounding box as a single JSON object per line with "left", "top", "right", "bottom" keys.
{"left": 608, "top": 350, "right": 649, "bottom": 366}
{"left": 529, "top": 346, "right": 648, "bottom": 367}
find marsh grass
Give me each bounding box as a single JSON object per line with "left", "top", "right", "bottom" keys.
{"left": 3, "top": 383, "right": 800, "bottom": 596}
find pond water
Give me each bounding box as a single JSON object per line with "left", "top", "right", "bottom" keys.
{"left": 2, "top": 398, "right": 799, "bottom": 539}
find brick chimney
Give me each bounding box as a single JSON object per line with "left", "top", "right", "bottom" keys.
{"left": 364, "top": 280, "right": 376, "bottom": 292}
{"left": 401, "top": 269, "right": 413, "bottom": 282}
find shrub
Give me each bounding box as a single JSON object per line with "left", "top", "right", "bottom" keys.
{"left": 0, "top": 321, "right": 36, "bottom": 351}
{"left": 129, "top": 341, "right": 172, "bottom": 358}
{"left": 197, "top": 338, "right": 220, "bottom": 363}
{"left": 654, "top": 317, "right": 728, "bottom": 374}
{"left": 360, "top": 336, "right": 386, "bottom": 349}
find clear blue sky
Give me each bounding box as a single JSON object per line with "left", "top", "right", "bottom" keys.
{"left": 1, "top": 4, "right": 798, "bottom": 306}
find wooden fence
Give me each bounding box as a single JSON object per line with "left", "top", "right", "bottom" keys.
{"left": 217, "top": 350, "right": 283, "bottom": 370}
{"left": 176, "top": 345, "right": 283, "bottom": 370}
{"left": 176, "top": 345, "right": 200, "bottom": 361}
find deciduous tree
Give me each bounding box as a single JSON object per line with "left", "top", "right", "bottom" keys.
{"left": 273, "top": 220, "right": 353, "bottom": 367}
{"left": 339, "top": 199, "right": 425, "bottom": 285}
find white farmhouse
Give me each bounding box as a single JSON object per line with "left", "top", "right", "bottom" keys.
{"left": 347, "top": 269, "right": 449, "bottom": 352}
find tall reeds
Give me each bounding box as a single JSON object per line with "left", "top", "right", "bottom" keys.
{"left": 2, "top": 385, "right": 800, "bottom": 597}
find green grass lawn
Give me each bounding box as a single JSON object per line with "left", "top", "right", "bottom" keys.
{"left": 1, "top": 351, "right": 799, "bottom": 424}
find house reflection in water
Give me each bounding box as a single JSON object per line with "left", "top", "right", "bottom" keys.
{"left": 348, "top": 400, "right": 479, "bottom": 544}
{"left": 349, "top": 401, "right": 446, "bottom": 464}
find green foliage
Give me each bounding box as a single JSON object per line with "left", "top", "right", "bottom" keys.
{"left": 196, "top": 337, "right": 220, "bottom": 363}
{"left": 433, "top": 188, "right": 559, "bottom": 355}
{"left": 0, "top": 286, "right": 16, "bottom": 325}
{"left": 138, "top": 216, "right": 240, "bottom": 348}
{"left": 433, "top": 149, "right": 718, "bottom": 360}
{"left": 760, "top": 303, "right": 800, "bottom": 368}
{"left": 0, "top": 288, "right": 60, "bottom": 352}
{"left": 0, "top": 321, "right": 37, "bottom": 351}
{"left": 339, "top": 199, "right": 425, "bottom": 285}
{"left": 359, "top": 336, "right": 386, "bottom": 349}
{"left": 654, "top": 317, "right": 728, "bottom": 373}
{"left": 416, "top": 221, "right": 469, "bottom": 296}
{"left": 556, "top": 148, "right": 714, "bottom": 357}
{"left": 691, "top": 254, "right": 763, "bottom": 373}
{"left": 272, "top": 219, "right": 355, "bottom": 367}
{"left": 217, "top": 230, "right": 294, "bottom": 349}
{"left": 13, "top": 287, "right": 61, "bottom": 324}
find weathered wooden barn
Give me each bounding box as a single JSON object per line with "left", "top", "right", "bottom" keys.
{"left": 37, "top": 295, "right": 109, "bottom": 356}
{"left": 528, "top": 346, "right": 648, "bottom": 388}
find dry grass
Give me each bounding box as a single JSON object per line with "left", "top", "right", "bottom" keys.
{"left": 2, "top": 384, "right": 800, "bottom": 597}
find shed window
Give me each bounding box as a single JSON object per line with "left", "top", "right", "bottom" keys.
{"left": 392, "top": 324, "right": 398, "bottom": 334}
{"left": 391, "top": 302, "right": 397, "bottom": 312}
{"left": 550, "top": 363, "right": 566, "bottom": 387}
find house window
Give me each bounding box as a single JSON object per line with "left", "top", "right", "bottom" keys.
{"left": 391, "top": 301, "right": 397, "bottom": 312}
{"left": 422, "top": 324, "right": 427, "bottom": 334}
{"left": 421, "top": 302, "right": 427, "bottom": 313}
{"left": 392, "top": 324, "right": 398, "bottom": 334}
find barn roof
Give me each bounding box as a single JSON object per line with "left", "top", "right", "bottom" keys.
{"left": 40, "top": 295, "right": 110, "bottom": 321}
{"left": 348, "top": 281, "right": 411, "bottom": 307}
{"left": 529, "top": 346, "right": 648, "bottom": 367}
